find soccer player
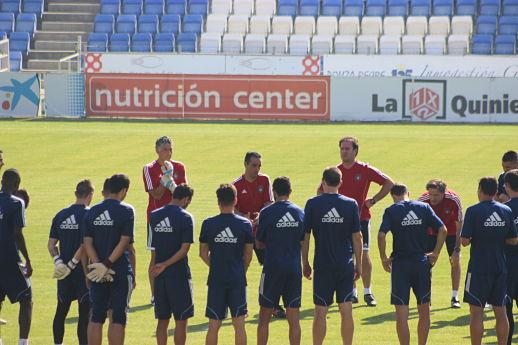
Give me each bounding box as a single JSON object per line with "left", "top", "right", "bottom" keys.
{"left": 461, "top": 177, "right": 518, "bottom": 345}
{"left": 143, "top": 136, "right": 188, "bottom": 304}
{"left": 497, "top": 151, "right": 518, "bottom": 203}
{"left": 303, "top": 167, "right": 363, "bottom": 345}
{"left": 199, "top": 184, "right": 254, "bottom": 345}
{"left": 256, "top": 176, "right": 305, "bottom": 345}
{"left": 319, "top": 136, "right": 393, "bottom": 306}
{"left": 378, "top": 183, "right": 447, "bottom": 345}
{"left": 418, "top": 179, "right": 463, "bottom": 308}
{"left": 504, "top": 169, "right": 518, "bottom": 345}
{"left": 48, "top": 180, "right": 94, "bottom": 345}
{"left": 149, "top": 184, "right": 195, "bottom": 345}
{"left": 0, "top": 169, "right": 32, "bottom": 345}
{"left": 83, "top": 174, "right": 135, "bottom": 345}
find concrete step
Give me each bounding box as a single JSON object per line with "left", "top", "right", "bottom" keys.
{"left": 47, "top": 3, "right": 100, "bottom": 13}
{"left": 43, "top": 12, "right": 97, "bottom": 22}
{"left": 35, "top": 31, "right": 88, "bottom": 41}
{"left": 48, "top": 0, "right": 99, "bottom": 4}
{"left": 27, "top": 59, "right": 79, "bottom": 71}
{"left": 34, "top": 40, "right": 79, "bottom": 51}
{"left": 28, "top": 50, "right": 76, "bottom": 60}
{"left": 42, "top": 21, "right": 94, "bottom": 32}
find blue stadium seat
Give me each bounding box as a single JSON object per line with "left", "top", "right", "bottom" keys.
{"left": 15, "top": 13, "right": 36, "bottom": 36}
{"left": 110, "top": 32, "right": 130, "bottom": 51}
{"left": 471, "top": 34, "right": 493, "bottom": 54}
{"left": 432, "top": 0, "right": 453, "bottom": 15}
{"left": 153, "top": 32, "right": 175, "bottom": 51}
{"left": 122, "top": 0, "right": 143, "bottom": 14}
{"left": 138, "top": 14, "right": 159, "bottom": 33}
{"left": 182, "top": 14, "right": 203, "bottom": 33}
{"left": 1, "top": 0, "right": 20, "bottom": 14}
{"left": 22, "top": 0, "right": 44, "bottom": 17}
{"left": 9, "top": 51, "right": 22, "bottom": 71}
{"left": 144, "top": 0, "right": 165, "bottom": 14}
{"left": 277, "top": 0, "right": 297, "bottom": 15}
{"left": 131, "top": 32, "right": 152, "bottom": 51}
{"left": 411, "top": 0, "right": 430, "bottom": 15}
{"left": 503, "top": 0, "right": 518, "bottom": 15}
{"left": 87, "top": 33, "right": 109, "bottom": 51}
{"left": 116, "top": 14, "right": 137, "bottom": 33}
{"left": 160, "top": 14, "right": 181, "bottom": 33}
{"left": 343, "top": 0, "right": 363, "bottom": 16}
{"left": 321, "top": 0, "right": 341, "bottom": 16}
{"left": 0, "top": 13, "right": 15, "bottom": 34}
{"left": 100, "top": 0, "right": 121, "bottom": 15}
{"left": 388, "top": 0, "right": 409, "bottom": 16}
{"left": 366, "top": 0, "right": 386, "bottom": 16}
{"left": 300, "top": 0, "right": 319, "bottom": 16}
{"left": 476, "top": 15, "right": 498, "bottom": 34}
{"left": 456, "top": 0, "right": 476, "bottom": 15}
{"left": 494, "top": 34, "right": 516, "bottom": 54}
{"left": 187, "top": 0, "right": 208, "bottom": 15}
{"left": 0, "top": 31, "right": 6, "bottom": 39}
{"left": 165, "top": 0, "right": 186, "bottom": 15}
{"left": 177, "top": 32, "right": 197, "bottom": 52}
{"left": 8, "top": 32, "right": 29, "bottom": 53}
{"left": 479, "top": 0, "right": 500, "bottom": 15}
{"left": 498, "top": 15, "right": 518, "bottom": 34}
{"left": 94, "top": 14, "right": 115, "bottom": 34}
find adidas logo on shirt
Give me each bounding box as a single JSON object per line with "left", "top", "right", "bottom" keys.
{"left": 215, "top": 227, "right": 238, "bottom": 243}
{"left": 154, "top": 217, "right": 173, "bottom": 233}
{"left": 322, "top": 208, "right": 344, "bottom": 223}
{"left": 276, "top": 212, "right": 299, "bottom": 228}
{"left": 93, "top": 210, "right": 114, "bottom": 226}
{"left": 401, "top": 210, "right": 423, "bottom": 226}
{"left": 60, "top": 214, "right": 79, "bottom": 230}
{"left": 484, "top": 212, "right": 506, "bottom": 227}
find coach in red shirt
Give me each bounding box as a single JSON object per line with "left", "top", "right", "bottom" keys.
{"left": 320, "top": 136, "right": 394, "bottom": 307}
{"left": 418, "top": 179, "right": 463, "bottom": 309}
{"left": 142, "top": 136, "right": 187, "bottom": 304}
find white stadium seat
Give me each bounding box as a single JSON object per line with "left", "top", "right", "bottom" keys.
{"left": 267, "top": 33, "right": 288, "bottom": 54}
{"left": 211, "top": 0, "right": 233, "bottom": 14}
{"left": 206, "top": 14, "right": 228, "bottom": 34}
{"left": 361, "top": 16, "right": 382, "bottom": 36}
{"left": 317, "top": 16, "right": 338, "bottom": 35}
{"left": 448, "top": 34, "right": 469, "bottom": 55}
{"left": 451, "top": 16, "right": 473, "bottom": 35}
{"left": 312, "top": 34, "right": 333, "bottom": 54}
{"left": 357, "top": 34, "right": 378, "bottom": 54}
{"left": 406, "top": 16, "right": 428, "bottom": 35}
{"left": 250, "top": 15, "right": 271, "bottom": 34}
{"left": 289, "top": 34, "right": 310, "bottom": 54}
{"left": 425, "top": 34, "right": 446, "bottom": 55}
{"left": 379, "top": 34, "right": 401, "bottom": 54}
{"left": 272, "top": 15, "right": 293, "bottom": 34}
{"left": 244, "top": 33, "right": 266, "bottom": 53}
{"left": 222, "top": 33, "right": 243, "bottom": 53}
{"left": 255, "top": 0, "right": 276, "bottom": 15}
{"left": 338, "top": 16, "right": 360, "bottom": 35}
{"left": 228, "top": 15, "right": 249, "bottom": 34}
{"left": 233, "top": 0, "right": 254, "bottom": 15}
{"left": 401, "top": 34, "right": 423, "bottom": 54}
{"left": 428, "top": 16, "right": 450, "bottom": 35}
{"left": 294, "top": 16, "right": 315, "bottom": 34}
{"left": 383, "top": 16, "right": 405, "bottom": 35}
{"left": 334, "top": 35, "right": 356, "bottom": 53}
{"left": 200, "top": 33, "right": 221, "bottom": 53}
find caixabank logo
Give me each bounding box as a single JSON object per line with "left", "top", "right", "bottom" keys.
{"left": 402, "top": 80, "right": 447, "bottom": 121}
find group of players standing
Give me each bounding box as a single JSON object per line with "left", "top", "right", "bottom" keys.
{"left": 0, "top": 141, "right": 517, "bottom": 345}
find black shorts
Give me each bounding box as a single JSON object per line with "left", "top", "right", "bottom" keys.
{"left": 313, "top": 263, "right": 354, "bottom": 306}
{"left": 361, "top": 220, "right": 370, "bottom": 250}
{"left": 206, "top": 285, "right": 247, "bottom": 320}
{"left": 464, "top": 271, "right": 507, "bottom": 307}
{"left": 0, "top": 262, "right": 31, "bottom": 303}
{"left": 90, "top": 274, "right": 133, "bottom": 325}
{"left": 154, "top": 275, "right": 194, "bottom": 320}
{"left": 57, "top": 268, "right": 89, "bottom": 303}
{"left": 259, "top": 270, "right": 302, "bottom": 309}
{"left": 391, "top": 260, "right": 431, "bottom": 305}
{"left": 507, "top": 256, "right": 518, "bottom": 301}
{"left": 426, "top": 235, "right": 456, "bottom": 257}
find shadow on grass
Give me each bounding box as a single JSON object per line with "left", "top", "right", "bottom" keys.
{"left": 65, "top": 303, "right": 153, "bottom": 324}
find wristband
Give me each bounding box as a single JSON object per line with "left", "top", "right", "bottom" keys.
{"left": 454, "top": 247, "right": 461, "bottom": 253}
{"left": 53, "top": 255, "right": 61, "bottom": 263}
{"left": 102, "top": 258, "right": 113, "bottom": 268}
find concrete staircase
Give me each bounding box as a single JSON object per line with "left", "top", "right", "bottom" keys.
{"left": 26, "top": 0, "right": 99, "bottom": 71}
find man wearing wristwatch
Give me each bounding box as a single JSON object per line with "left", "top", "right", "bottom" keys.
{"left": 418, "top": 179, "right": 463, "bottom": 309}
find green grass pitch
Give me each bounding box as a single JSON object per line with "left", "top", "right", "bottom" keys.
{"left": 0, "top": 120, "right": 517, "bottom": 345}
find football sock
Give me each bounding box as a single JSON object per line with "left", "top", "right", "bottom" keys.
{"left": 18, "top": 339, "right": 29, "bottom": 345}
{"left": 452, "top": 290, "right": 458, "bottom": 299}
{"left": 352, "top": 288, "right": 358, "bottom": 297}
{"left": 364, "top": 288, "right": 372, "bottom": 295}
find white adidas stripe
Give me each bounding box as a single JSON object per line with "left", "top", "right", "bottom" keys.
{"left": 331, "top": 208, "right": 340, "bottom": 217}
{"left": 286, "top": 212, "right": 295, "bottom": 222}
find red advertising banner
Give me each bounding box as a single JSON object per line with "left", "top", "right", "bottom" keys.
{"left": 85, "top": 73, "right": 330, "bottom": 120}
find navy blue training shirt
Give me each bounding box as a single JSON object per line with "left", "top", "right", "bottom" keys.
{"left": 304, "top": 193, "right": 360, "bottom": 270}
{"left": 256, "top": 201, "right": 305, "bottom": 274}
{"left": 461, "top": 200, "right": 517, "bottom": 274}
{"left": 505, "top": 197, "right": 518, "bottom": 258}
{"left": 150, "top": 204, "right": 194, "bottom": 278}
{"left": 0, "top": 191, "right": 25, "bottom": 264}
{"left": 49, "top": 204, "right": 89, "bottom": 263}
{"left": 379, "top": 200, "right": 444, "bottom": 261}
{"left": 83, "top": 199, "right": 135, "bottom": 277}
{"left": 199, "top": 213, "right": 254, "bottom": 287}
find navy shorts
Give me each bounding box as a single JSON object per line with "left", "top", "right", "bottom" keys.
{"left": 360, "top": 220, "right": 370, "bottom": 250}
{"left": 313, "top": 263, "right": 354, "bottom": 306}
{"left": 154, "top": 275, "right": 194, "bottom": 320}
{"left": 426, "top": 235, "right": 456, "bottom": 257}
{"left": 391, "top": 260, "right": 431, "bottom": 305}
{"left": 508, "top": 256, "right": 518, "bottom": 301}
{"left": 205, "top": 285, "right": 247, "bottom": 320}
{"left": 90, "top": 274, "right": 133, "bottom": 325}
{"left": 464, "top": 271, "right": 507, "bottom": 307}
{"left": 0, "top": 262, "right": 31, "bottom": 303}
{"left": 57, "top": 268, "right": 89, "bottom": 303}
{"left": 259, "top": 270, "right": 302, "bottom": 309}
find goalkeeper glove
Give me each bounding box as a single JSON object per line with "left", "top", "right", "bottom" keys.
{"left": 160, "top": 174, "right": 177, "bottom": 193}
{"left": 160, "top": 161, "right": 174, "bottom": 176}
{"left": 52, "top": 256, "right": 71, "bottom": 280}
{"left": 87, "top": 261, "right": 115, "bottom": 283}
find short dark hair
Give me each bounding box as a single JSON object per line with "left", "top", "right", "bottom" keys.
{"left": 1, "top": 168, "right": 20, "bottom": 193}
{"left": 502, "top": 150, "right": 518, "bottom": 163}
{"left": 322, "top": 167, "right": 341, "bottom": 187}
{"left": 425, "top": 179, "right": 447, "bottom": 193}
{"left": 338, "top": 137, "right": 359, "bottom": 155}
{"left": 478, "top": 177, "right": 497, "bottom": 196}
{"left": 173, "top": 183, "right": 194, "bottom": 200}
{"left": 102, "top": 177, "right": 111, "bottom": 194}
{"left": 155, "top": 136, "right": 172, "bottom": 148}
{"left": 216, "top": 184, "right": 236, "bottom": 206}
{"left": 14, "top": 189, "right": 29, "bottom": 209}
{"left": 108, "top": 174, "right": 130, "bottom": 194}
{"left": 272, "top": 176, "right": 291, "bottom": 197}
{"left": 76, "top": 179, "right": 94, "bottom": 198}
{"left": 391, "top": 183, "right": 408, "bottom": 196}
{"left": 244, "top": 151, "right": 261, "bottom": 164}
{"left": 504, "top": 169, "right": 518, "bottom": 192}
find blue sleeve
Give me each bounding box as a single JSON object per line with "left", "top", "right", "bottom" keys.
{"left": 461, "top": 207, "right": 474, "bottom": 239}
{"left": 426, "top": 204, "right": 445, "bottom": 230}
{"left": 506, "top": 209, "right": 518, "bottom": 239}
{"left": 379, "top": 208, "right": 391, "bottom": 234}
{"left": 244, "top": 221, "right": 254, "bottom": 244}
{"left": 182, "top": 215, "right": 194, "bottom": 244}
{"left": 351, "top": 201, "right": 361, "bottom": 234}
{"left": 83, "top": 211, "right": 93, "bottom": 238}
{"left": 121, "top": 207, "right": 135, "bottom": 238}
{"left": 303, "top": 200, "right": 313, "bottom": 234}
{"left": 49, "top": 215, "right": 59, "bottom": 239}
{"left": 199, "top": 220, "right": 208, "bottom": 243}
{"left": 256, "top": 210, "right": 267, "bottom": 243}
{"left": 498, "top": 173, "right": 507, "bottom": 196}
{"left": 13, "top": 201, "right": 25, "bottom": 229}
{"left": 298, "top": 209, "right": 306, "bottom": 241}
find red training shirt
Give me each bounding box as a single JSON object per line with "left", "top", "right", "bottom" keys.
{"left": 418, "top": 189, "right": 462, "bottom": 236}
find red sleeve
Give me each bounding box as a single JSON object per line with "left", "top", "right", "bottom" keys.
{"left": 143, "top": 165, "right": 156, "bottom": 192}
{"left": 232, "top": 180, "right": 243, "bottom": 212}
{"left": 449, "top": 193, "right": 463, "bottom": 222}
{"left": 262, "top": 177, "right": 273, "bottom": 206}
{"left": 366, "top": 165, "right": 389, "bottom": 185}
{"left": 173, "top": 162, "right": 187, "bottom": 185}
